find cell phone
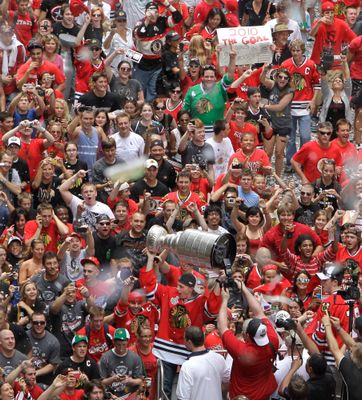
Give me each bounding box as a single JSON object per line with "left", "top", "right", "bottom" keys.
{"left": 179, "top": 42, "right": 184, "bottom": 52}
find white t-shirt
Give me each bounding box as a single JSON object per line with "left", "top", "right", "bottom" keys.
{"left": 176, "top": 350, "right": 230, "bottom": 400}
{"left": 206, "top": 137, "right": 234, "bottom": 180}
{"left": 69, "top": 195, "right": 115, "bottom": 231}
{"left": 110, "top": 131, "right": 145, "bottom": 162}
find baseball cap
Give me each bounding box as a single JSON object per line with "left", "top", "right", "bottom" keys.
{"left": 70, "top": 232, "right": 82, "bottom": 240}
{"left": 72, "top": 335, "right": 88, "bottom": 346}
{"left": 80, "top": 257, "right": 100, "bottom": 268}
{"left": 316, "top": 265, "right": 344, "bottom": 281}
{"left": 8, "top": 236, "right": 22, "bottom": 246}
{"left": 179, "top": 273, "right": 196, "bottom": 288}
{"left": 87, "top": 38, "right": 102, "bottom": 49}
{"left": 27, "top": 40, "right": 43, "bottom": 51}
{"left": 115, "top": 10, "right": 127, "bottom": 21}
{"left": 114, "top": 328, "right": 130, "bottom": 340}
{"left": 7, "top": 137, "right": 21, "bottom": 147}
{"left": 246, "top": 318, "right": 269, "bottom": 346}
{"left": 321, "top": 1, "right": 335, "bottom": 11}
{"left": 96, "top": 214, "right": 111, "bottom": 223}
{"left": 119, "top": 182, "right": 130, "bottom": 191}
{"left": 166, "top": 31, "right": 181, "bottom": 42}
{"left": 145, "top": 2, "right": 158, "bottom": 10}
{"left": 189, "top": 58, "right": 201, "bottom": 66}
{"left": 144, "top": 159, "right": 158, "bottom": 169}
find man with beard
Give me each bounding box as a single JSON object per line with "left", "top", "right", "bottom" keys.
{"left": 55, "top": 335, "right": 100, "bottom": 380}
{"left": 149, "top": 140, "right": 176, "bottom": 189}
{"left": 183, "top": 49, "right": 236, "bottom": 139}
{"left": 113, "top": 212, "right": 147, "bottom": 276}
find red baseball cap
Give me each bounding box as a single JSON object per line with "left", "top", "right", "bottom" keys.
{"left": 81, "top": 257, "right": 100, "bottom": 268}
{"left": 321, "top": 1, "right": 335, "bottom": 11}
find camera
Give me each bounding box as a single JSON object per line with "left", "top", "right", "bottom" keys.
{"left": 36, "top": 86, "right": 45, "bottom": 97}
{"left": 338, "top": 259, "right": 360, "bottom": 301}
{"left": 319, "top": 47, "right": 334, "bottom": 72}
{"left": 275, "top": 318, "right": 297, "bottom": 331}
{"left": 228, "top": 198, "right": 235, "bottom": 204}
{"left": 179, "top": 42, "right": 184, "bottom": 52}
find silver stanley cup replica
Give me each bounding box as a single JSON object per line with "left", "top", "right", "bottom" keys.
{"left": 147, "top": 225, "right": 236, "bottom": 269}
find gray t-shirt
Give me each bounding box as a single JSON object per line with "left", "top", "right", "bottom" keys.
{"left": 60, "top": 249, "right": 87, "bottom": 281}
{"left": 268, "top": 86, "right": 294, "bottom": 132}
{"left": 0, "top": 350, "right": 27, "bottom": 376}
{"left": 180, "top": 142, "right": 215, "bottom": 168}
{"left": 110, "top": 77, "right": 142, "bottom": 108}
{"left": 99, "top": 349, "right": 145, "bottom": 396}
{"left": 27, "top": 331, "right": 60, "bottom": 370}
{"left": 31, "top": 273, "right": 70, "bottom": 305}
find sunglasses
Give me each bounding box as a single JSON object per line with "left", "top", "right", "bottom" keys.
{"left": 92, "top": 13, "right": 101, "bottom": 17}
{"left": 171, "top": 89, "right": 182, "bottom": 94}
{"left": 99, "top": 222, "right": 111, "bottom": 226}
{"left": 278, "top": 75, "right": 289, "bottom": 80}
{"left": 318, "top": 130, "right": 332, "bottom": 136}
{"left": 33, "top": 321, "right": 46, "bottom": 325}
{"left": 203, "top": 64, "right": 216, "bottom": 70}
{"left": 301, "top": 191, "right": 312, "bottom": 196}
{"left": 156, "top": 106, "right": 165, "bottom": 110}
{"left": 296, "top": 277, "right": 310, "bottom": 283}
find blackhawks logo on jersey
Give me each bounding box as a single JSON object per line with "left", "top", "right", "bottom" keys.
{"left": 169, "top": 304, "right": 191, "bottom": 329}
{"left": 196, "top": 98, "right": 214, "bottom": 114}
{"left": 292, "top": 72, "right": 306, "bottom": 91}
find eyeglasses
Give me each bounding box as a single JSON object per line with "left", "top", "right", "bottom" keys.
{"left": 120, "top": 67, "right": 131, "bottom": 71}
{"left": 278, "top": 75, "right": 289, "bottom": 80}
{"left": 99, "top": 222, "right": 110, "bottom": 226}
{"left": 156, "top": 106, "right": 165, "bottom": 110}
{"left": 33, "top": 321, "right": 46, "bottom": 325}
{"left": 318, "top": 130, "right": 332, "bottom": 136}
{"left": 300, "top": 191, "right": 312, "bottom": 196}
{"left": 171, "top": 89, "right": 181, "bottom": 94}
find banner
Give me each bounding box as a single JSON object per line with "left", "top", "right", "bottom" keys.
{"left": 217, "top": 26, "right": 273, "bottom": 66}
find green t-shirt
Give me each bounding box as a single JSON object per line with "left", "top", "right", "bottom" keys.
{"left": 183, "top": 74, "right": 232, "bottom": 125}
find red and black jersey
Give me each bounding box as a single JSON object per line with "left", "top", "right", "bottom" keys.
{"left": 281, "top": 57, "right": 320, "bottom": 116}
{"left": 162, "top": 190, "right": 206, "bottom": 221}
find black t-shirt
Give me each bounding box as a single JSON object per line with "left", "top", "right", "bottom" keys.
{"left": 12, "top": 157, "right": 30, "bottom": 186}
{"left": 157, "top": 159, "right": 177, "bottom": 190}
{"left": 84, "top": 25, "right": 103, "bottom": 45}
{"left": 313, "top": 179, "right": 341, "bottom": 213}
{"left": 147, "top": 215, "right": 183, "bottom": 232}
{"left": 31, "top": 176, "right": 63, "bottom": 209}
{"left": 78, "top": 91, "right": 122, "bottom": 112}
{"left": 244, "top": 0, "right": 276, "bottom": 26}
{"left": 92, "top": 232, "right": 116, "bottom": 278}
{"left": 55, "top": 356, "right": 101, "bottom": 380}
{"left": 63, "top": 159, "right": 89, "bottom": 199}
{"left": 53, "top": 22, "right": 80, "bottom": 38}
{"left": 110, "top": 77, "right": 142, "bottom": 108}
{"left": 339, "top": 356, "right": 362, "bottom": 400}
{"left": 161, "top": 49, "right": 179, "bottom": 82}
{"left": 113, "top": 231, "right": 147, "bottom": 276}
{"left": 130, "top": 179, "right": 169, "bottom": 206}
{"left": 295, "top": 201, "right": 321, "bottom": 226}
{"left": 40, "top": 0, "right": 68, "bottom": 22}
{"left": 306, "top": 370, "right": 336, "bottom": 400}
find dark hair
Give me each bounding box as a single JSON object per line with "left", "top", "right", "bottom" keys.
{"left": 246, "top": 206, "right": 264, "bottom": 226}
{"left": 292, "top": 270, "right": 311, "bottom": 293}
{"left": 91, "top": 71, "right": 107, "bottom": 83}
{"left": 43, "top": 251, "right": 58, "bottom": 265}
{"left": 95, "top": 109, "right": 111, "bottom": 133}
{"left": 203, "top": 8, "right": 227, "bottom": 29}
{"left": 225, "top": 186, "right": 238, "bottom": 196}
{"left": 213, "top": 120, "right": 226, "bottom": 135}
{"left": 294, "top": 234, "right": 315, "bottom": 255}
{"left": 31, "top": 311, "right": 46, "bottom": 322}
{"left": 204, "top": 204, "right": 222, "bottom": 219}
{"left": 184, "top": 326, "right": 205, "bottom": 346}
{"left": 101, "top": 138, "right": 116, "bottom": 150}
{"left": 177, "top": 170, "right": 191, "bottom": 181}
{"left": 0, "top": 112, "right": 11, "bottom": 122}
{"left": 336, "top": 118, "right": 352, "bottom": 131}
{"left": 240, "top": 168, "right": 253, "bottom": 178}
{"left": 169, "top": 81, "right": 182, "bottom": 93}
{"left": 10, "top": 208, "right": 28, "bottom": 226}
{"left": 115, "top": 200, "right": 129, "bottom": 210}
{"left": 307, "top": 353, "right": 327, "bottom": 376}
{"left": 247, "top": 87, "right": 261, "bottom": 98}
{"left": 117, "top": 60, "right": 132, "bottom": 71}
{"left": 83, "top": 380, "right": 106, "bottom": 397}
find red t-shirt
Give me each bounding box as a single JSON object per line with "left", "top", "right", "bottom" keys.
{"left": 194, "top": 0, "right": 222, "bottom": 23}
{"left": 311, "top": 18, "right": 356, "bottom": 65}
{"left": 16, "top": 59, "right": 65, "bottom": 87}
{"left": 246, "top": 265, "right": 262, "bottom": 289}
{"left": 348, "top": 35, "right": 362, "bottom": 79}
{"left": 222, "top": 318, "right": 279, "bottom": 400}
{"left": 75, "top": 279, "right": 110, "bottom": 302}
{"left": 292, "top": 141, "right": 343, "bottom": 183}
{"left": 260, "top": 222, "right": 322, "bottom": 261}
{"left": 60, "top": 390, "right": 84, "bottom": 400}
{"left": 228, "top": 68, "right": 262, "bottom": 101}
{"left": 228, "top": 148, "right": 271, "bottom": 175}
{"left": 73, "top": 58, "right": 106, "bottom": 93}
{"left": 181, "top": 75, "right": 202, "bottom": 97}
{"left": 321, "top": 0, "right": 359, "bottom": 20}
{"left": 24, "top": 219, "right": 60, "bottom": 253}
{"left": 330, "top": 139, "right": 358, "bottom": 167}
{"left": 9, "top": 11, "right": 37, "bottom": 46}
{"left": 228, "top": 121, "right": 259, "bottom": 150}
{"left": 190, "top": 177, "right": 211, "bottom": 203}
{"left": 18, "top": 138, "right": 46, "bottom": 180}
{"left": 213, "top": 172, "right": 241, "bottom": 192}
{"left": 77, "top": 324, "right": 116, "bottom": 363}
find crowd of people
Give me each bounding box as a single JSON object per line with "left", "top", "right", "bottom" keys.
{"left": 0, "top": 0, "right": 361, "bottom": 398}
